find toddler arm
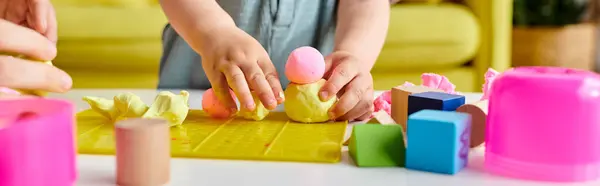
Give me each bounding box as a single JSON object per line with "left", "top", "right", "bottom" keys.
{"left": 159, "top": 0, "right": 236, "bottom": 54}
{"left": 333, "top": 0, "right": 390, "bottom": 70}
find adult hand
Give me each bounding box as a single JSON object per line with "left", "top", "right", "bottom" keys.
{"left": 199, "top": 26, "right": 284, "bottom": 112}
{"left": 0, "top": 19, "right": 72, "bottom": 93}
{"left": 0, "top": 0, "right": 57, "bottom": 43}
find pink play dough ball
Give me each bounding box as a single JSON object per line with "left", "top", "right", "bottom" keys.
{"left": 285, "top": 46, "right": 326, "bottom": 84}
{"left": 202, "top": 88, "right": 237, "bottom": 119}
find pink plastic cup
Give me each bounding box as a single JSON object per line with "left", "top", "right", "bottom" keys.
{"left": 0, "top": 98, "right": 77, "bottom": 186}
{"left": 485, "top": 66, "right": 600, "bottom": 182}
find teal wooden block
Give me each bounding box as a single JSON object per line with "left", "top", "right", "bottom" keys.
{"left": 348, "top": 124, "right": 406, "bottom": 167}
{"left": 406, "top": 109, "right": 472, "bottom": 175}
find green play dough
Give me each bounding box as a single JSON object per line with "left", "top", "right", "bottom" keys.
{"left": 239, "top": 93, "right": 270, "bottom": 121}
{"left": 284, "top": 79, "right": 336, "bottom": 123}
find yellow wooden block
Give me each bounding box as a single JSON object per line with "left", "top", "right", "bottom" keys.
{"left": 76, "top": 109, "right": 348, "bottom": 163}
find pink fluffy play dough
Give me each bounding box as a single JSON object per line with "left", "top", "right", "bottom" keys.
{"left": 371, "top": 73, "right": 460, "bottom": 118}
{"left": 480, "top": 68, "right": 499, "bottom": 100}
{"left": 373, "top": 91, "right": 391, "bottom": 115}
{"left": 421, "top": 73, "right": 458, "bottom": 94}
{"left": 285, "top": 46, "right": 326, "bottom": 84}
{"left": 202, "top": 88, "right": 237, "bottom": 119}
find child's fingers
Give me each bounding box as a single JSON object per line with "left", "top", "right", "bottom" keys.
{"left": 0, "top": 19, "right": 56, "bottom": 61}
{"left": 329, "top": 74, "right": 372, "bottom": 119}
{"left": 0, "top": 56, "right": 71, "bottom": 92}
{"left": 27, "top": 0, "right": 49, "bottom": 34}
{"left": 239, "top": 62, "right": 277, "bottom": 110}
{"left": 322, "top": 51, "right": 352, "bottom": 79}
{"left": 356, "top": 110, "right": 373, "bottom": 121}
{"left": 44, "top": 3, "right": 57, "bottom": 43}
{"left": 0, "top": 94, "right": 36, "bottom": 99}
{"left": 336, "top": 89, "right": 374, "bottom": 121}
{"left": 258, "top": 57, "right": 284, "bottom": 104}
{"left": 205, "top": 70, "right": 237, "bottom": 111}
{"left": 319, "top": 62, "right": 358, "bottom": 101}
{"left": 220, "top": 64, "right": 255, "bottom": 111}
{"left": 322, "top": 54, "right": 335, "bottom": 79}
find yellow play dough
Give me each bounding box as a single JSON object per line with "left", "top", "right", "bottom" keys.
{"left": 83, "top": 91, "right": 190, "bottom": 126}
{"left": 82, "top": 96, "right": 119, "bottom": 121}
{"left": 239, "top": 92, "right": 270, "bottom": 121}
{"left": 113, "top": 92, "right": 149, "bottom": 120}
{"left": 284, "top": 79, "right": 336, "bottom": 123}
{"left": 142, "top": 90, "right": 190, "bottom": 127}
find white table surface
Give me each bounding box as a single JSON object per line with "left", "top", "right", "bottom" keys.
{"left": 48, "top": 89, "right": 599, "bottom": 186}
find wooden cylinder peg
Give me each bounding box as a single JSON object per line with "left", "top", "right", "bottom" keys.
{"left": 115, "top": 118, "right": 170, "bottom": 186}
{"left": 456, "top": 100, "right": 488, "bottom": 148}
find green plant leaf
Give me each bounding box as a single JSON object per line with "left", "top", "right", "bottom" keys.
{"left": 513, "top": 0, "right": 590, "bottom": 26}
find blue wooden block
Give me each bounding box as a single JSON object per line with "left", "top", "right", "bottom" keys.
{"left": 407, "top": 91, "right": 465, "bottom": 116}
{"left": 405, "top": 109, "right": 472, "bottom": 175}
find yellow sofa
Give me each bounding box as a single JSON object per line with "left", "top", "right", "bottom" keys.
{"left": 375, "top": 0, "right": 512, "bottom": 92}
{"left": 52, "top": 0, "right": 167, "bottom": 88}
{"left": 52, "top": 0, "right": 512, "bottom": 92}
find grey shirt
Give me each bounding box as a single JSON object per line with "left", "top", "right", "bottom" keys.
{"left": 158, "top": 0, "right": 338, "bottom": 89}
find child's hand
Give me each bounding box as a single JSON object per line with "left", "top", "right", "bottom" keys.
{"left": 199, "top": 26, "right": 284, "bottom": 112}
{"left": 0, "top": 19, "right": 71, "bottom": 93}
{"left": 0, "top": 0, "right": 57, "bottom": 43}
{"left": 319, "top": 51, "right": 374, "bottom": 121}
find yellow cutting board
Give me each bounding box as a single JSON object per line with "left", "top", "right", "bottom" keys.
{"left": 77, "top": 109, "right": 347, "bottom": 163}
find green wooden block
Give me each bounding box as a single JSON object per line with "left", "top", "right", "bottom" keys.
{"left": 348, "top": 124, "right": 406, "bottom": 167}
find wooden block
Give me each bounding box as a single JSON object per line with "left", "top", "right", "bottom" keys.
{"left": 456, "top": 100, "right": 488, "bottom": 148}
{"left": 406, "top": 110, "right": 472, "bottom": 175}
{"left": 391, "top": 85, "right": 442, "bottom": 130}
{"left": 348, "top": 124, "right": 406, "bottom": 167}
{"left": 372, "top": 111, "right": 396, "bottom": 125}
{"left": 407, "top": 91, "right": 465, "bottom": 116}
{"left": 116, "top": 118, "right": 170, "bottom": 186}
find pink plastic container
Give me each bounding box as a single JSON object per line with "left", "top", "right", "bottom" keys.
{"left": 486, "top": 66, "right": 600, "bottom": 182}
{"left": 0, "top": 98, "right": 77, "bottom": 186}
